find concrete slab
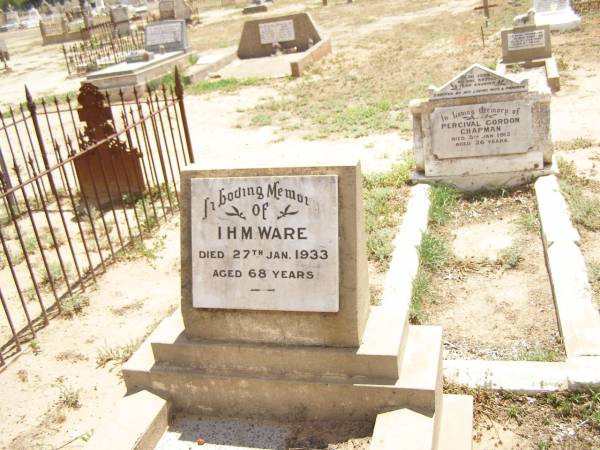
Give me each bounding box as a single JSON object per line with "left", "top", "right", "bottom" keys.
{"left": 85, "top": 390, "right": 169, "bottom": 450}
{"left": 218, "top": 54, "right": 295, "bottom": 79}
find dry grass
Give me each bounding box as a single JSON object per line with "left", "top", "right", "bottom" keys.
{"left": 243, "top": 2, "right": 522, "bottom": 139}
{"left": 447, "top": 383, "right": 600, "bottom": 449}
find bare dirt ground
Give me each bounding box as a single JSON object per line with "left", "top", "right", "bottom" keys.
{"left": 0, "top": 2, "right": 600, "bottom": 450}
{"left": 0, "top": 219, "right": 180, "bottom": 450}
{"left": 0, "top": 28, "right": 84, "bottom": 109}
{"left": 422, "top": 189, "right": 565, "bottom": 361}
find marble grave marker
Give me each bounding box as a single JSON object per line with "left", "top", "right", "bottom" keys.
{"left": 190, "top": 175, "right": 340, "bottom": 312}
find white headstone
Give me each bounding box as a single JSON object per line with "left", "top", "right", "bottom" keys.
{"left": 410, "top": 64, "right": 552, "bottom": 189}
{"left": 190, "top": 175, "right": 340, "bottom": 312}
{"left": 533, "top": 0, "right": 581, "bottom": 31}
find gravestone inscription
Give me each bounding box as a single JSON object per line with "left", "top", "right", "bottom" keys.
{"left": 190, "top": 175, "right": 339, "bottom": 312}
{"left": 144, "top": 19, "right": 187, "bottom": 53}
{"left": 258, "top": 19, "right": 295, "bottom": 44}
{"left": 508, "top": 29, "right": 545, "bottom": 50}
{"left": 431, "top": 100, "right": 532, "bottom": 159}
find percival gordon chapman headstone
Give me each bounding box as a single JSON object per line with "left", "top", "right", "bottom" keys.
{"left": 409, "top": 64, "right": 552, "bottom": 190}
{"left": 533, "top": 0, "right": 581, "bottom": 31}
{"left": 144, "top": 19, "right": 188, "bottom": 53}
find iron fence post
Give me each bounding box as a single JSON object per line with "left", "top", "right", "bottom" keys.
{"left": 174, "top": 67, "right": 194, "bottom": 164}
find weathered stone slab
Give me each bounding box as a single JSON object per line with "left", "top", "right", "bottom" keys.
{"left": 144, "top": 19, "right": 188, "bottom": 53}
{"left": 429, "top": 64, "right": 528, "bottom": 99}
{"left": 501, "top": 25, "right": 551, "bottom": 64}
{"left": 411, "top": 63, "right": 552, "bottom": 190}
{"left": 431, "top": 100, "right": 532, "bottom": 159}
{"left": 190, "top": 175, "right": 340, "bottom": 312}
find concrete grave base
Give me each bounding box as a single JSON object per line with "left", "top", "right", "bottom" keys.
{"left": 497, "top": 57, "right": 560, "bottom": 92}
{"left": 86, "top": 50, "right": 194, "bottom": 99}
{"left": 411, "top": 163, "right": 555, "bottom": 192}
{"left": 123, "top": 310, "right": 473, "bottom": 449}
{"left": 218, "top": 36, "right": 331, "bottom": 78}
{"left": 182, "top": 47, "right": 238, "bottom": 84}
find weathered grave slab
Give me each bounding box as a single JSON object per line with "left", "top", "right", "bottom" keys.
{"left": 144, "top": 19, "right": 189, "bottom": 53}
{"left": 410, "top": 64, "right": 552, "bottom": 190}
{"left": 86, "top": 50, "right": 192, "bottom": 100}
{"left": 534, "top": 0, "right": 581, "bottom": 31}
{"left": 190, "top": 175, "right": 340, "bottom": 312}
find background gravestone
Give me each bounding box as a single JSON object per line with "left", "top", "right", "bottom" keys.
{"left": 144, "top": 20, "right": 188, "bottom": 53}
{"left": 533, "top": 0, "right": 581, "bottom": 30}
{"left": 237, "top": 12, "right": 322, "bottom": 58}
{"left": 110, "top": 6, "right": 131, "bottom": 35}
{"left": 159, "top": 0, "right": 191, "bottom": 21}
{"left": 501, "top": 24, "right": 551, "bottom": 63}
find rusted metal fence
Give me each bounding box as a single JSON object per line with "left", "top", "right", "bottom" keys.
{"left": 0, "top": 69, "right": 193, "bottom": 364}
{"left": 62, "top": 29, "right": 146, "bottom": 76}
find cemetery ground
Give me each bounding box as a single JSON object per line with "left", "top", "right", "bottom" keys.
{"left": 0, "top": 0, "right": 599, "bottom": 449}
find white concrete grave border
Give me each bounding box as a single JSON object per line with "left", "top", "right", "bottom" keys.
{"left": 384, "top": 179, "right": 600, "bottom": 393}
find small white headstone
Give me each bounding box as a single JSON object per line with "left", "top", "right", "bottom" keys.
{"left": 190, "top": 175, "right": 340, "bottom": 312}
{"left": 533, "top": 0, "right": 581, "bottom": 31}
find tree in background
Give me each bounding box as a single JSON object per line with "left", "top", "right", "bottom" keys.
{"left": 1, "top": 0, "right": 47, "bottom": 11}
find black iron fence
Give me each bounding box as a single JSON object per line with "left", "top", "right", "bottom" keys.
{"left": 0, "top": 69, "right": 194, "bottom": 365}
{"left": 62, "top": 29, "right": 146, "bottom": 76}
